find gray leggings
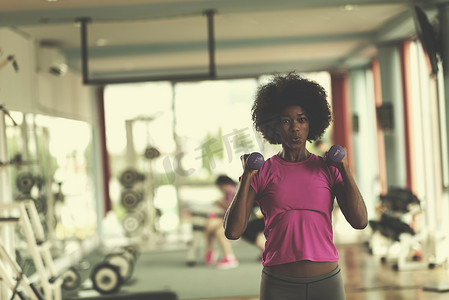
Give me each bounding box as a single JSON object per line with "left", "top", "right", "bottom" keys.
{"left": 260, "top": 266, "right": 346, "bottom": 300}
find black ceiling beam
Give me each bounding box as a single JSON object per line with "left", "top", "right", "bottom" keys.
{"left": 78, "top": 17, "right": 90, "bottom": 84}
{"left": 78, "top": 10, "right": 217, "bottom": 85}
{"left": 205, "top": 9, "right": 217, "bottom": 78}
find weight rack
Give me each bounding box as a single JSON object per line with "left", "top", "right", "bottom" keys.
{"left": 0, "top": 235, "right": 43, "bottom": 300}
{"left": 0, "top": 200, "right": 62, "bottom": 299}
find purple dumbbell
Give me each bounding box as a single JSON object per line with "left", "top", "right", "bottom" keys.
{"left": 328, "top": 145, "right": 345, "bottom": 162}
{"left": 247, "top": 152, "right": 265, "bottom": 170}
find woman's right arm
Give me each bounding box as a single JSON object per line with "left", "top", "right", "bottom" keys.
{"left": 223, "top": 155, "right": 258, "bottom": 240}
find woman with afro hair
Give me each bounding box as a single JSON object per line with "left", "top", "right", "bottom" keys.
{"left": 224, "top": 72, "right": 367, "bottom": 300}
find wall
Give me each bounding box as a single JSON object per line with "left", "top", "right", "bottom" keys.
{"left": 0, "top": 28, "right": 35, "bottom": 113}
{"left": 0, "top": 27, "right": 95, "bottom": 123}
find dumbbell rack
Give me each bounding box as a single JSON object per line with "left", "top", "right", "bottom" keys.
{"left": 0, "top": 200, "right": 62, "bottom": 299}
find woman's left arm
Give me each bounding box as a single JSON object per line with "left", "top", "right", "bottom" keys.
{"left": 332, "top": 158, "right": 368, "bottom": 230}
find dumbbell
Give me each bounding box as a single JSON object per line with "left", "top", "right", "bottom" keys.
{"left": 103, "top": 245, "right": 139, "bottom": 283}
{"left": 246, "top": 152, "right": 265, "bottom": 170}
{"left": 90, "top": 262, "right": 122, "bottom": 294}
{"left": 104, "top": 253, "right": 134, "bottom": 283}
{"left": 61, "top": 267, "right": 81, "bottom": 291}
{"left": 328, "top": 145, "right": 346, "bottom": 162}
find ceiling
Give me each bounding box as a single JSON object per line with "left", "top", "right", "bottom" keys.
{"left": 0, "top": 0, "right": 444, "bottom": 84}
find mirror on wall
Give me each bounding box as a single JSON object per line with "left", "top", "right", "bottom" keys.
{"left": 4, "top": 111, "right": 97, "bottom": 258}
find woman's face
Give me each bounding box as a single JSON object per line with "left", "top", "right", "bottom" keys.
{"left": 278, "top": 105, "right": 309, "bottom": 150}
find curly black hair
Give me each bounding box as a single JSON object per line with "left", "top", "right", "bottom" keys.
{"left": 251, "top": 72, "right": 332, "bottom": 144}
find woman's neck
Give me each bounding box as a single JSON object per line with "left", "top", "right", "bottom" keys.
{"left": 278, "top": 147, "right": 310, "bottom": 162}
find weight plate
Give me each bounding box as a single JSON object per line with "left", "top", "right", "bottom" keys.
{"left": 121, "top": 250, "right": 135, "bottom": 263}
{"left": 122, "top": 245, "right": 140, "bottom": 261}
{"left": 144, "top": 147, "right": 161, "bottom": 160}
{"left": 104, "top": 253, "right": 134, "bottom": 282}
{"left": 120, "top": 189, "right": 141, "bottom": 210}
{"left": 122, "top": 213, "right": 144, "bottom": 236}
{"left": 119, "top": 168, "right": 139, "bottom": 188}
{"left": 90, "top": 263, "right": 122, "bottom": 294}
{"left": 16, "top": 172, "right": 35, "bottom": 193}
{"left": 62, "top": 267, "right": 81, "bottom": 290}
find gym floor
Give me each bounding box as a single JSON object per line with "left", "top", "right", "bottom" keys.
{"left": 193, "top": 242, "right": 449, "bottom": 300}
{"left": 61, "top": 239, "right": 449, "bottom": 300}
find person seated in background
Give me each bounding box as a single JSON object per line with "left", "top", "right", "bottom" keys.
{"left": 241, "top": 204, "right": 266, "bottom": 260}
{"left": 204, "top": 175, "right": 239, "bottom": 269}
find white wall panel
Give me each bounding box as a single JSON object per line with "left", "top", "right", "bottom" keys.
{"left": 0, "top": 28, "right": 94, "bottom": 123}
{"left": 36, "top": 71, "right": 94, "bottom": 123}
{"left": 0, "top": 28, "right": 36, "bottom": 113}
